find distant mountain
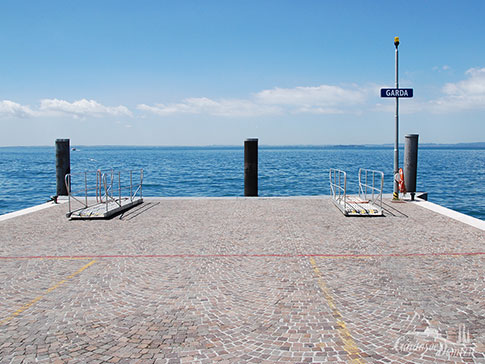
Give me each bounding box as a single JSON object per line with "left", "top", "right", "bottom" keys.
{"left": 421, "top": 142, "right": 485, "bottom": 149}
{"left": 334, "top": 142, "right": 485, "bottom": 149}
{"left": 258, "top": 142, "right": 485, "bottom": 150}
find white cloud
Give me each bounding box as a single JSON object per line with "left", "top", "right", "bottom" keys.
{"left": 0, "top": 84, "right": 373, "bottom": 120}
{"left": 374, "top": 67, "right": 485, "bottom": 114}
{"left": 256, "top": 85, "right": 366, "bottom": 111}
{"left": 6, "top": 70, "right": 483, "bottom": 121}
{"left": 138, "top": 97, "right": 281, "bottom": 117}
{"left": 39, "top": 99, "right": 132, "bottom": 118}
{"left": 430, "top": 67, "right": 485, "bottom": 112}
{"left": 443, "top": 67, "right": 485, "bottom": 95}
{"left": 0, "top": 99, "right": 133, "bottom": 119}
{"left": 432, "top": 65, "right": 451, "bottom": 72}
{"left": 138, "top": 84, "right": 369, "bottom": 117}
{"left": 0, "top": 100, "right": 35, "bottom": 118}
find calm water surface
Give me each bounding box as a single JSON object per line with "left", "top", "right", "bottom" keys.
{"left": 0, "top": 146, "right": 483, "bottom": 220}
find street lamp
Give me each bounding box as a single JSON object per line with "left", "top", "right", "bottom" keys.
{"left": 393, "top": 36, "right": 400, "bottom": 200}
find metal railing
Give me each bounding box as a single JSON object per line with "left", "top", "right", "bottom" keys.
{"left": 65, "top": 169, "right": 143, "bottom": 217}
{"left": 330, "top": 168, "right": 384, "bottom": 216}
{"left": 358, "top": 168, "right": 384, "bottom": 210}
{"left": 329, "top": 168, "right": 347, "bottom": 212}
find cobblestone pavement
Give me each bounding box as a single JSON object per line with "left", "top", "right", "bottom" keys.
{"left": 0, "top": 197, "right": 484, "bottom": 363}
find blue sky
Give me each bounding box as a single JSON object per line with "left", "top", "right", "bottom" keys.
{"left": 1, "top": 1, "right": 485, "bottom": 146}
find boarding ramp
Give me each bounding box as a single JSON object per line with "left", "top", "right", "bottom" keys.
{"left": 329, "top": 168, "right": 384, "bottom": 216}
{"left": 65, "top": 169, "right": 143, "bottom": 219}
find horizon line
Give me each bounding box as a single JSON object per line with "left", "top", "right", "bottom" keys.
{"left": 1, "top": 141, "right": 485, "bottom": 148}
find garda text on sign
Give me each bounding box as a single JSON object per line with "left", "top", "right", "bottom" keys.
{"left": 380, "top": 88, "right": 414, "bottom": 98}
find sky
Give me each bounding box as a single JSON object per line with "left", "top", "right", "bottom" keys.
{"left": 1, "top": 1, "right": 485, "bottom": 146}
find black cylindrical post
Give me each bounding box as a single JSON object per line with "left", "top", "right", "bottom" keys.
{"left": 404, "top": 134, "right": 419, "bottom": 200}
{"left": 56, "top": 139, "right": 70, "bottom": 196}
{"left": 244, "top": 138, "right": 258, "bottom": 196}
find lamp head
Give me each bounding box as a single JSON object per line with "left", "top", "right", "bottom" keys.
{"left": 394, "top": 36, "right": 400, "bottom": 47}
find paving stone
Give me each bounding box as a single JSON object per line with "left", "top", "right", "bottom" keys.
{"left": 0, "top": 197, "right": 483, "bottom": 363}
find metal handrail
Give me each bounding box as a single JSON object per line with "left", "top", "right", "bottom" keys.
{"left": 329, "top": 168, "right": 384, "bottom": 216}
{"left": 358, "top": 168, "right": 384, "bottom": 210}
{"left": 65, "top": 169, "right": 143, "bottom": 217}
{"left": 329, "top": 168, "right": 347, "bottom": 212}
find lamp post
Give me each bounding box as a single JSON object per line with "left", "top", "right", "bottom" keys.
{"left": 380, "top": 37, "right": 413, "bottom": 199}
{"left": 393, "top": 36, "right": 400, "bottom": 200}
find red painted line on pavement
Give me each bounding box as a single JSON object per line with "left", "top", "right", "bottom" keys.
{"left": 0, "top": 252, "right": 484, "bottom": 260}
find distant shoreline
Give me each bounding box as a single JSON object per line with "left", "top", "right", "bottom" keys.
{"left": 1, "top": 142, "right": 484, "bottom": 149}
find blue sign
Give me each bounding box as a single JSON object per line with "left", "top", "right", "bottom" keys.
{"left": 380, "top": 88, "right": 413, "bottom": 98}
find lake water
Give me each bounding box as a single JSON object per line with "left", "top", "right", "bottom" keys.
{"left": 0, "top": 146, "right": 484, "bottom": 220}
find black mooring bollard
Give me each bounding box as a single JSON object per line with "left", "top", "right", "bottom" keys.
{"left": 404, "top": 134, "right": 419, "bottom": 200}
{"left": 244, "top": 138, "right": 258, "bottom": 196}
{"left": 56, "top": 139, "right": 70, "bottom": 196}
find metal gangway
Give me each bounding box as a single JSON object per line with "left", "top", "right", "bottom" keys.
{"left": 65, "top": 169, "right": 143, "bottom": 219}
{"left": 329, "top": 168, "right": 384, "bottom": 216}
